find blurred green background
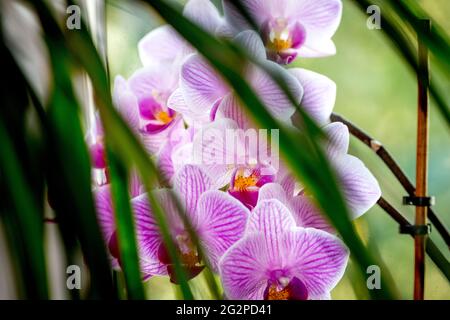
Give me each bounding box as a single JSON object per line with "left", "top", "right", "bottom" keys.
{"left": 106, "top": 0, "right": 450, "bottom": 299}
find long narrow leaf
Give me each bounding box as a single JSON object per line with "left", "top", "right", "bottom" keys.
{"left": 0, "top": 121, "right": 49, "bottom": 299}
{"left": 26, "top": 1, "right": 116, "bottom": 299}
{"left": 107, "top": 150, "right": 146, "bottom": 299}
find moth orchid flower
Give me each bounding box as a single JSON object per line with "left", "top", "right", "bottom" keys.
{"left": 189, "top": 118, "right": 279, "bottom": 189}
{"left": 168, "top": 31, "right": 303, "bottom": 126}
{"left": 133, "top": 165, "right": 249, "bottom": 282}
{"left": 113, "top": 65, "right": 183, "bottom": 154}
{"left": 277, "top": 122, "right": 381, "bottom": 220}
{"left": 138, "top": 0, "right": 224, "bottom": 68}
{"left": 219, "top": 199, "right": 349, "bottom": 300}
{"left": 222, "top": 0, "right": 343, "bottom": 64}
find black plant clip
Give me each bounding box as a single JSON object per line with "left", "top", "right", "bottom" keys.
{"left": 400, "top": 223, "right": 432, "bottom": 236}
{"left": 402, "top": 195, "right": 435, "bottom": 207}
{"left": 400, "top": 195, "right": 434, "bottom": 236}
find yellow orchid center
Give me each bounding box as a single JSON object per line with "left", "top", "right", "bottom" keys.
{"left": 233, "top": 171, "right": 258, "bottom": 191}
{"left": 176, "top": 234, "right": 201, "bottom": 267}
{"left": 272, "top": 37, "right": 292, "bottom": 52}
{"left": 155, "top": 110, "right": 173, "bottom": 124}
{"left": 268, "top": 19, "right": 292, "bottom": 52}
{"left": 266, "top": 284, "right": 291, "bottom": 300}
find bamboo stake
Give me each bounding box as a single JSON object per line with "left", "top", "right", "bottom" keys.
{"left": 414, "top": 19, "right": 431, "bottom": 301}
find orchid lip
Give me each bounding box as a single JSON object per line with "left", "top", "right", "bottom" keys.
{"left": 89, "top": 142, "right": 106, "bottom": 169}
{"left": 138, "top": 94, "right": 176, "bottom": 134}
{"left": 261, "top": 18, "right": 306, "bottom": 65}
{"left": 157, "top": 237, "right": 204, "bottom": 283}
{"left": 108, "top": 231, "right": 121, "bottom": 267}
{"left": 229, "top": 166, "right": 276, "bottom": 208}
{"left": 263, "top": 276, "right": 308, "bottom": 300}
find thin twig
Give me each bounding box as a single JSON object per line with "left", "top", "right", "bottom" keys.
{"left": 331, "top": 113, "right": 450, "bottom": 249}
{"left": 377, "top": 197, "right": 450, "bottom": 282}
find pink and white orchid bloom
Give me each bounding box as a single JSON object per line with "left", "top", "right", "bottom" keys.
{"left": 222, "top": 0, "right": 343, "bottom": 64}
{"left": 219, "top": 199, "right": 349, "bottom": 300}
{"left": 113, "top": 65, "right": 184, "bottom": 154}
{"left": 133, "top": 165, "right": 249, "bottom": 282}
{"left": 189, "top": 118, "right": 279, "bottom": 189}
{"left": 277, "top": 122, "right": 381, "bottom": 220}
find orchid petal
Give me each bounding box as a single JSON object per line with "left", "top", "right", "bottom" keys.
{"left": 113, "top": 76, "right": 140, "bottom": 131}
{"left": 335, "top": 154, "right": 381, "bottom": 218}
{"left": 286, "top": 227, "right": 348, "bottom": 298}
{"left": 247, "top": 200, "right": 296, "bottom": 258}
{"left": 233, "top": 30, "right": 267, "bottom": 61}
{"left": 138, "top": 25, "right": 186, "bottom": 67}
{"left": 247, "top": 62, "right": 302, "bottom": 122}
{"left": 93, "top": 185, "right": 115, "bottom": 241}
{"left": 174, "top": 164, "right": 213, "bottom": 220}
{"left": 289, "top": 0, "right": 342, "bottom": 39}
{"left": 129, "top": 170, "right": 143, "bottom": 198}
{"left": 222, "top": 0, "right": 273, "bottom": 30}
{"left": 180, "top": 54, "right": 229, "bottom": 117}
{"left": 289, "top": 68, "right": 336, "bottom": 125}
{"left": 183, "top": 0, "right": 223, "bottom": 34}
{"left": 219, "top": 233, "right": 270, "bottom": 300}
{"left": 257, "top": 182, "right": 289, "bottom": 204}
{"left": 141, "top": 117, "right": 183, "bottom": 154}
{"left": 216, "top": 93, "right": 251, "bottom": 130}
{"left": 128, "top": 66, "right": 177, "bottom": 101}
{"left": 290, "top": 195, "right": 334, "bottom": 233}
{"left": 298, "top": 38, "right": 337, "bottom": 57}
{"left": 324, "top": 122, "right": 349, "bottom": 158}
{"left": 191, "top": 118, "right": 241, "bottom": 188}
{"left": 167, "top": 88, "right": 195, "bottom": 119}
{"left": 197, "top": 190, "right": 249, "bottom": 270}
{"left": 132, "top": 190, "right": 183, "bottom": 276}
{"left": 157, "top": 141, "right": 176, "bottom": 183}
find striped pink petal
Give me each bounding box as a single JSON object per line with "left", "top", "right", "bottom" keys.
{"left": 290, "top": 195, "right": 334, "bottom": 233}
{"left": 173, "top": 164, "right": 213, "bottom": 220}
{"left": 289, "top": 68, "right": 336, "bottom": 125}
{"left": 284, "top": 228, "right": 348, "bottom": 297}
{"left": 180, "top": 54, "right": 229, "bottom": 118}
{"left": 197, "top": 190, "right": 249, "bottom": 270}
{"left": 335, "top": 154, "right": 381, "bottom": 218}
{"left": 324, "top": 121, "right": 349, "bottom": 158}
{"left": 219, "top": 233, "right": 269, "bottom": 300}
